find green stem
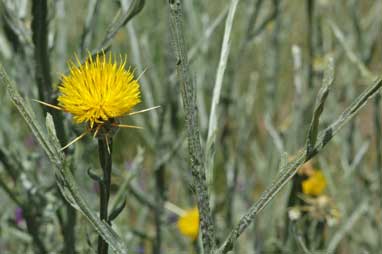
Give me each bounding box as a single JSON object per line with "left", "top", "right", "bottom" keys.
{"left": 306, "top": 0, "right": 315, "bottom": 89}
{"left": 31, "top": 0, "right": 52, "bottom": 103}
{"left": 153, "top": 108, "right": 167, "bottom": 254}
{"left": 153, "top": 165, "right": 165, "bottom": 254}
{"left": 31, "top": 4, "right": 76, "bottom": 251}
{"left": 98, "top": 137, "right": 113, "bottom": 254}
{"left": 64, "top": 198, "right": 77, "bottom": 254}
{"left": 24, "top": 207, "right": 47, "bottom": 254}
{"left": 374, "top": 93, "right": 382, "bottom": 250}
{"left": 168, "top": 1, "right": 216, "bottom": 252}
{"left": 283, "top": 0, "right": 314, "bottom": 245}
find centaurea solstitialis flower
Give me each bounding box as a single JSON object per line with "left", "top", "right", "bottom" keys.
{"left": 164, "top": 202, "right": 200, "bottom": 241}
{"left": 302, "top": 170, "right": 327, "bottom": 196}
{"left": 176, "top": 207, "right": 199, "bottom": 240}
{"left": 35, "top": 52, "right": 159, "bottom": 150}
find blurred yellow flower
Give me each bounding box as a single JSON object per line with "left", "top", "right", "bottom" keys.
{"left": 58, "top": 53, "right": 141, "bottom": 128}
{"left": 177, "top": 207, "right": 199, "bottom": 240}
{"left": 302, "top": 170, "right": 327, "bottom": 196}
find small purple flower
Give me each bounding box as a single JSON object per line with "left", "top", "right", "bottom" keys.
{"left": 134, "top": 246, "right": 145, "bottom": 254}
{"left": 15, "top": 207, "right": 24, "bottom": 225}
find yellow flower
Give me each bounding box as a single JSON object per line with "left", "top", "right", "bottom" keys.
{"left": 177, "top": 207, "right": 199, "bottom": 240}
{"left": 34, "top": 52, "right": 159, "bottom": 150}
{"left": 58, "top": 53, "right": 141, "bottom": 128}
{"left": 302, "top": 170, "right": 327, "bottom": 196}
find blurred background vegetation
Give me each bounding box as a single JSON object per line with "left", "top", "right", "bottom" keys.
{"left": 0, "top": 0, "right": 381, "bottom": 253}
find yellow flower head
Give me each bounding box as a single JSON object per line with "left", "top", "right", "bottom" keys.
{"left": 177, "top": 207, "right": 199, "bottom": 240}
{"left": 58, "top": 53, "right": 141, "bottom": 128}
{"left": 302, "top": 170, "right": 327, "bottom": 196}
{"left": 34, "top": 52, "right": 160, "bottom": 150}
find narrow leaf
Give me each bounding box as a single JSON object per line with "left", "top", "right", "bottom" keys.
{"left": 306, "top": 57, "right": 334, "bottom": 155}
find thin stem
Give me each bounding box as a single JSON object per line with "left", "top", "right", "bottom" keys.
{"left": 31, "top": 0, "right": 67, "bottom": 144}
{"left": 205, "top": 0, "right": 239, "bottom": 208}
{"left": 31, "top": 0, "right": 52, "bottom": 103}
{"left": 0, "top": 148, "right": 19, "bottom": 181}
{"left": 306, "top": 0, "right": 315, "bottom": 88}
{"left": 265, "top": 0, "right": 281, "bottom": 115}
{"left": 98, "top": 137, "right": 113, "bottom": 254}
{"left": 24, "top": 207, "right": 47, "bottom": 254}
{"left": 80, "top": 0, "right": 101, "bottom": 55}
{"left": 374, "top": 93, "right": 382, "bottom": 249}
{"left": 64, "top": 200, "right": 77, "bottom": 254}
{"left": 168, "top": 1, "right": 216, "bottom": 252}
{"left": 153, "top": 104, "right": 167, "bottom": 254}
{"left": 153, "top": 164, "right": 165, "bottom": 254}
{"left": 31, "top": 4, "right": 76, "bottom": 251}
{"left": 56, "top": 190, "right": 77, "bottom": 254}
{"left": 283, "top": 0, "right": 313, "bottom": 243}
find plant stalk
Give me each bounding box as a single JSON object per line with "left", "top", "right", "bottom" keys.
{"left": 374, "top": 93, "right": 382, "bottom": 250}
{"left": 32, "top": 2, "right": 76, "bottom": 253}
{"left": 24, "top": 207, "right": 47, "bottom": 254}
{"left": 98, "top": 137, "right": 113, "bottom": 254}
{"left": 168, "top": 1, "right": 217, "bottom": 252}
{"left": 306, "top": 0, "right": 315, "bottom": 89}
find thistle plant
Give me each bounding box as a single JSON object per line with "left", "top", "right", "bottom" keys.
{"left": 0, "top": 1, "right": 382, "bottom": 254}
{"left": 36, "top": 52, "right": 158, "bottom": 254}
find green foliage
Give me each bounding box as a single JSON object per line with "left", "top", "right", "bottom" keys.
{"left": 0, "top": 0, "right": 381, "bottom": 253}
